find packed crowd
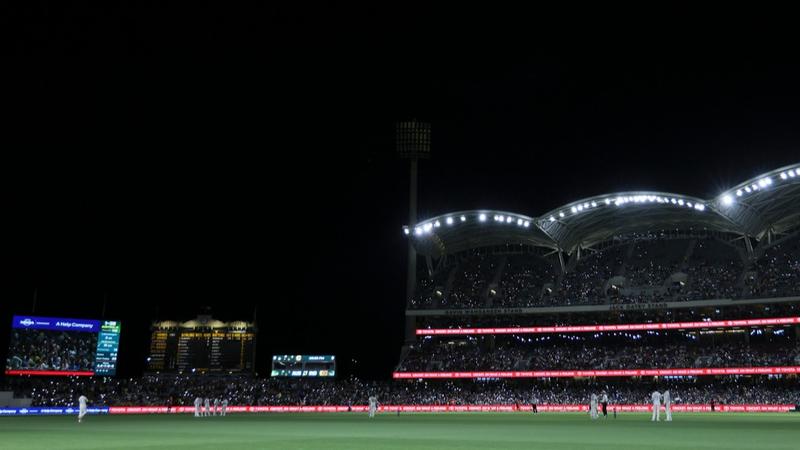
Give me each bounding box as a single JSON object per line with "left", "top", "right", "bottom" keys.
{"left": 5, "top": 330, "right": 97, "bottom": 372}
{"left": 397, "top": 334, "right": 800, "bottom": 372}
{"left": 747, "top": 235, "right": 800, "bottom": 298}
{"left": 495, "top": 256, "right": 556, "bottom": 308}
{"left": 409, "top": 234, "right": 800, "bottom": 310}
{"left": 3, "top": 376, "right": 798, "bottom": 407}
{"left": 442, "top": 254, "right": 498, "bottom": 309}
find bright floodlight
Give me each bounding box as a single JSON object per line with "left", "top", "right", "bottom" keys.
{"left": 433, "top": 221, "right": 441, "bottom": 227}
{"left": 414, "top": 227, "right": 422, "bottom": 235}
{"left": 781, "top": 172, "right": 788, "bottom": 179}
{"left": 571, "top": 206, "right": 577, "bottom": 213}
{"left": 736, "top": 189, "right": 743, "bottom": 196}
{"left": 460, "top": 215, "right": 466, "bottom": 222}
{"left": 695, "top": 203, "right": 705, "bottom": 211}
{"left": 523, "top": 221, "right": 530, "bottom": 227}
{"left": 479, "top": 214, "right": 487, "bottom": 221}
{"left": 559, "top": 211, "right": 565, "bottom": 217}
{"left": 403, "top": 228, "right": 410, "bottom": 235}
{"left": 745, "top": 186, "right": 751, "bottom": 193}
{"left": 721, "top": 194, "right": 734, "bottom": 206}
{"left": 506, "top": 217, "right": 513, "bottom": 223}
{"left": 517, "top": 219, "right": 523, "bottom": 225}
{"left": 549, "top": 216, "right": 556, "bottom": 222}
{"left": 446, "top": 217, "right": 454, "bottom": 225}
{"left": 758, "top": 178, "right": 768, "bottom": 188}
{"left": 789, "top": 170, "right": 796, "bottom": 177}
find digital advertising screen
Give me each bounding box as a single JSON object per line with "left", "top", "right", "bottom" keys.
{"left": 271, "top": 355, "right": 335, "bottom": 377}
{"left": 5, "top": 315, "right": 121, "bottom": 376}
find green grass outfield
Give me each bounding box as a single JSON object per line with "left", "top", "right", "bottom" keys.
{"left": 1, "top": 412, "right": 799, "bottom": 450}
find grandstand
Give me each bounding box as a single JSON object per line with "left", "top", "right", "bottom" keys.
{"left": 396, "top": 163, "right": 800, "bottom": 401}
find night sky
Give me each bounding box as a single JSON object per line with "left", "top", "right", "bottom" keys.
{"left": 3, "top": 5, "right": 799, "bottom": 379}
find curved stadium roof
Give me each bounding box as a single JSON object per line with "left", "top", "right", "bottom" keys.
{"left": 404, "top": 163, "right": 800, "bottom": 257}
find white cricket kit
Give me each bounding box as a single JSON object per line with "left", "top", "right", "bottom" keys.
{"left": 204, "top": 398, "right": 211, "bottom": 417}
{"left": 663, "top": 390, "right": 672, "bottom": 421}
{"left": 651, "top": 391, "right": 662, "bottom": 422}
{"left": 213, "top": 399, "right": 219, "bottom": 416}
{"left": 589, "top": 394, "right": 598, "bottom": 419}
{"left": 194, "top": 397, "right": 202, "bottom": 417}
{"left": 368, "top": 396, "right": 378, "bottom": 418}
{"left": 221, "top": 399, "right": 228, "bottom": 416}
{"left": 78, "top": 395, "right": 88, "bottom": 422}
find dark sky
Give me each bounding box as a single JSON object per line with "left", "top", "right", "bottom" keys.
{"left": 3, "top": 4, "right": 799, "bottom": 379}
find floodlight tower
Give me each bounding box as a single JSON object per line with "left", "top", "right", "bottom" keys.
{"left": 397, "top": 120, "right": 430, "bottom": 342}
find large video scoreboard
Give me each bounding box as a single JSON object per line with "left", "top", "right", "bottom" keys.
{"left": 271, "top": 355, "right": 336, "bottom": 377}
{"left": 5, "top": 315, "right": 121, "bottom": 376}
{"left": 148, "top": 316, "right": 256, "bottom": 372}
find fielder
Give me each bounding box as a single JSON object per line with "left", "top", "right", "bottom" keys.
{"left": 213, "top": 398, "right": 219, "bottom": 416}
{"left": 221, "top": 398, "right": 228, "bottom": 416}
{"left": 78, "top": 395, "right": 88, "bottom": 423}
{"left": 194, "top": 397, "right": 202, "bottom": 417}
{"left": 204, "top": 397, "right": 211, "bottom": 417}
{"left": 664, "top": 390, "right": 672, "bottom": 421}
{"left": 368, "top": 395, "right": 379, "bottom": 418}
{"left": 589, "top": 393, "right": 598, "bottom": 420}
{"left": 651, "top": 390, "right": 662, "bottom": 422}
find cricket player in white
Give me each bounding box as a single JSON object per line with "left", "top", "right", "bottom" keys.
{"left": 78, "top": 395, "right": 88, "bottom": 423}
{"left": 663, "top": 390, "right": 672, "bottom": 421}
{"left": 651, "top": 390, "right": 662, "bottom": 422}
{"left": 368, "top": 396, "right": 378, "bottom": 418}
{"left": 194, "top": 397, "right": 202, "bottom": 417}
{"left": 589, "top": 393, "right": 598, "bottom": 420}
{"left": 204, "top": 397, "right": 211, "bottom": 417}
{"left": 221, "top": 399, "right": 228, "bottom": 417}
{"left": 213, "top": 398, "right": 219, "bottom": 416}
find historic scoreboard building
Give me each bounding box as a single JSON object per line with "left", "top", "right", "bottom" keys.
{"left": 148, "top": 315, "right": 256, "bottom": 373}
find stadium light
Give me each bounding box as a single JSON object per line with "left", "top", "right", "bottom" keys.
{"left": 403, "top": 228, "right": 410, "bottom": 235}
{"left": 446, "top": 217, "right": 453, "bottom": 225}
{"left": 736, "top": 189, "right": 743, "bottom": 197}
{"left": 433, "top": 221, "right": 441, "bottom": 228}
{"left": 423, "top": 223, "right": 433, "bottom": 232}
{"left": 460, "top": 215, "right": 466, "bottom": 222}
{"left": 571, "top": 206, "right": 577, "bottom": 213}
{"left": 559, "top": 211, "right": 565, "bottom": 217}
{"left": 721, "top": 195, "right": 734, "bottom": 206}
{"left": 524, "top": 221, "right": 530, "bottom": 227}
{"left": 517, "top": 219, "right": 523, "bottom": 225}
{"left": 479, "top": 214, "right": 487, "bottom": 222}
{"left": 781, "top": 172, "right": 788, "bottom": 180}
{"left": 549, "top": 216, "right": 556, "bottom": 222}
{"left": 695, "top": 204, "right": 705, "bottom": 211}
{"left": 414, "top": 227, "right": 422, "bottom": 236}
{"left": 789, "top": 170, "right": 796, "bottom": 178}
